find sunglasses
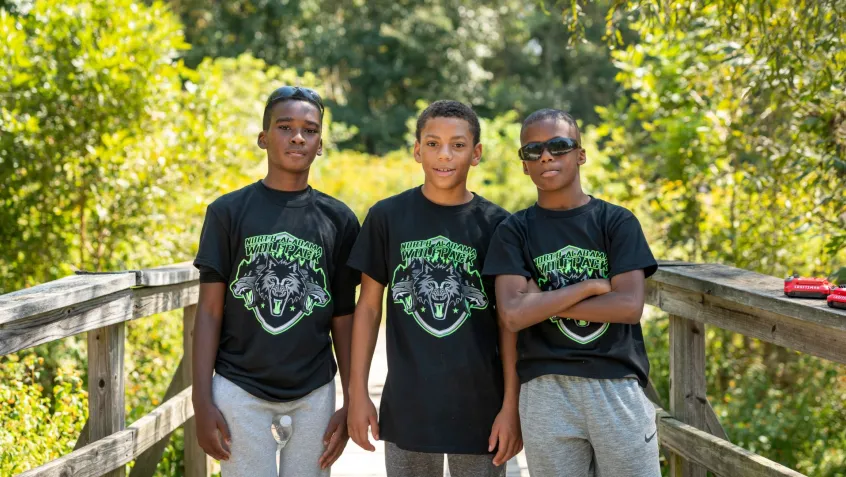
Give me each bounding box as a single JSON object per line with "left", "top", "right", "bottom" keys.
{"left": 265, "top": 86, "right": 324, "bottom": 115}
{"left": 518, "top": 137, "right": 580, "bottom": 161}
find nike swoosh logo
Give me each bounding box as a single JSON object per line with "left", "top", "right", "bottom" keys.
{"left": 645, "top": 430, "right": 657, "bottom": 443}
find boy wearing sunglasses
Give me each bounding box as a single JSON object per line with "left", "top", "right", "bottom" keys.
{"left": 483, "top": 109, "right": 660, "bottom": 476}
{"left": 192, "top": 86, "right": 361, "bottom": 476}
{"left": 346, "top": 100, "right": 522, "bottom": 476}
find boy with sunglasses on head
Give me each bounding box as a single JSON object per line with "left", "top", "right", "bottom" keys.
{"left": 483, "top": 109, "right": 660, "bottom": 477}
{"left": 192, "top": 86, "right": 361, "bottom": 477}
{"left": 346, "top": 100, "right": 522, "bottom": 477}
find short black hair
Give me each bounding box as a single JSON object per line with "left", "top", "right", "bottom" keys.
{"left": 262, "top": 92, "right": 323, "bottom": 130}
{"left": 521, "top": 108, "right": 581, "bottom": 141}
{"left": 416, "top": 100, "right": 481, "bottom": 145}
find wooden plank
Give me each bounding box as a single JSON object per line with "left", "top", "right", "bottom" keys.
{"left": 655, "top": 407, "right": 805, "bottom": 477}
{"left": 669, "top": 315, "right": 708, "bottom": 477}
{"left": 136, "top": 262, "right": 199, "bottom": 287}
{"left": 129, "top": 360, "right": 186, "bottom": 477}
{"left": 182, "top": 305, "right": 209, "bottom": 477}
{"left": 0, "top": 273, "right": 135, "bottom": 325}
{"left": 0, "top": 282, "right": 198, "bottom": 356}
{"left": 646, "top": 281, "right": 846, "bottom": 364}
{"left": 704, "top": 396, "right": 729, "bottom": 441}
{"left": 87, "top": 323, "right": 126, "bottom": 477}
{"left": 651, "top": 263, "right": 846, "bottom": 330}
{"left": 17, "top": 388, "right": 194, "bottom": 477}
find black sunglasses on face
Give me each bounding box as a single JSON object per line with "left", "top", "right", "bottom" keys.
{"left": 518, "top": 137, "right": 580, "bottom": 161}
{"left": 266, "top": 86, "right": 324, "bottom": 115}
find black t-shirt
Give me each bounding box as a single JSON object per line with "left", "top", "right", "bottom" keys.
{"left": 347, "top": 187, "right": 510, "bottom": 454}
{"left": 194, "top": 180, "right": 361, "bottom": 402}
{"left": 483, "top": 197, "right": 657, "bottom": 387}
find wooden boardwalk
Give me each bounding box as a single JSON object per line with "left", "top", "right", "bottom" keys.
{"left": 331, "top": 326, "right": 530, "bottom": 477}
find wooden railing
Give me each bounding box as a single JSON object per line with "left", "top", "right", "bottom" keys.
{"left": 1, "top": 261, "right": 844, "bottom": 476}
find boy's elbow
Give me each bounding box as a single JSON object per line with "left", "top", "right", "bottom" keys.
{"left": 624, "top": 301, "right": 645, "bottom": 324}
{"left": 498, "top": 305, "right": 522, "bottom": 333}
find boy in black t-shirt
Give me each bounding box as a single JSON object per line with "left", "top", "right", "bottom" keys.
{"left": 483, "top": 109, "right": 660, "bottom": 477}
{"left": 192, "top": 86, "right": 361, "bottom": 477}
{"left": 346, "top": 100, "right": 522, "bottom": 477}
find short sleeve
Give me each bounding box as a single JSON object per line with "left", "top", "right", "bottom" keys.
{"left": 331, "top": 215, "right": 362, "bottom": 316}
{"left": 193, "top": 205, "right": 232, "bottom": 281}
{"left": 482, "top": 217, "right": 532, "bottom": 278}
{"left": 607, "top": 214, "right": 658, "bottom": 279}
{"left": 346, "top": 206, "right": 389, "bottom": 286}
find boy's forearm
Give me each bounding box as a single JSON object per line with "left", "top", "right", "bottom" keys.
{"left": 555, "top": 291, "right": 643, "bottom": 324}
{"left": 498, "top": 318, "right": 520, "bottom": 409}
{"left": 192, "top": 312, "right": 222, "bottom": 407}
{"left": 331, "top": 313, "right": 354, "bottom": 406}
{"left": 501, "top": 280, "right": 598, "bottom": 332}
{"left": 348, "top": 302, "right": 382, "bottom": 398}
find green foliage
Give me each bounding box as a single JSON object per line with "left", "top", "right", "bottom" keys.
{"left": 0, "top": 352, "right": 87, "bottom": 474}
{"left": 171, "top": 0, "right": 623, "bottom": 153}
{"left": 2, "top": 0, "right": 845, "bottom": 474}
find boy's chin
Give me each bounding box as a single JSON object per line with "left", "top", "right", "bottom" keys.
{"left": 424, "top": 172, "right": 469, "bottom": 189}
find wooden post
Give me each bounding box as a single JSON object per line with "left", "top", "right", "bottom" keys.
{"left": 669, "top": 314, "right": 708, "bottom": 477}
{"left": 87, "top": 323, "right": 126, "bottom": 477}
{"left": 183, "top": 304, "right": 210, "bottom": 477}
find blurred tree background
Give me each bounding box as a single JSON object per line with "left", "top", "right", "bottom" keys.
{"left": 0, "top": 0, "right": 844, "bottom": 475}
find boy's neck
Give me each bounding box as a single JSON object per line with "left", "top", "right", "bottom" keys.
{"left": 537, "top": 184, "right": 590, "bottom": 211}
{"left": 421, "top": 182, "right": 473, "bottom": 206}
{"left": 263, "top": 170, "right": 309, "bottom": 192}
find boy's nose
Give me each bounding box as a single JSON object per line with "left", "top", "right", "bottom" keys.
{"left": 290, "top": 133, "right": 305, "bottom": 145}
{"left": 539, "top": 149, "right": 555, "bottom": 163}
{"left": 438, "top": 146, "right": 453, "bottom": 161}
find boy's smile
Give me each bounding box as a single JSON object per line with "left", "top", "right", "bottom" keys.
{"left": 414, "top": 116, "right": 481, "bottom": 193}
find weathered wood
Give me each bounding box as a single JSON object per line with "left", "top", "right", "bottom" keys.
{"left": 655, "top": 407, "right": 805, "bottom": 477}
{"left": 646, "top": 280, "right": 846, "bottom": 364}
{"left": 670, "top": 315, "right": 707, "bottom": 477}
{"left": 87, "top": 323, "right": 126, "bottom": 477}
{"left": 135, "top": 262, "right": 198, "bottom": 287}
{"left": 0, "top": 282, "right": 198, "bottom": 356}
{"left": 73, "top": 421, "right": 90, "bottom": 450}
{"left": 129, "top": 360, "right": 186, "bottom": 477}
{"left": 182, "top": 305, "right": 209, "bottom": 477}
{"left": 704, "top": 396, "right": 729, "bottom": 441}
{"left": 650, "top": 262, "right": 846, "bottom": 332}
{"left": 0, "top": 273, "right": 135, "bottom": 325}
{"left": 18, "top": 388, "right": 194, "bottom": 477}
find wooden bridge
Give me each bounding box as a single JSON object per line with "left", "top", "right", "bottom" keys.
{"left": 1, "top": 261, "right": 844, "bottom": 476}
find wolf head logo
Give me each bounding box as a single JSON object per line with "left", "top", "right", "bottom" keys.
{"left": 414, "top": 262, "right": 463, "bottom": 320}
{"left": 231, "top": 253, "right": 330, "bottom": 334}
{"left": 392, "top": 257, "right": 488, "bottom": 337}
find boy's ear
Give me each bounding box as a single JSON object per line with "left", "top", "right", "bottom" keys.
{"left": 577, "top": 148, "right": 586, "bottom": 166}
{"left": 471, "top": 142, "right": 482, "bottom": 166}
{"left": 522, "top": 161, "right": 529, "bottom": 175}
{"left": 317, "top": 138, "right": 323, "bottom": 156}
{"left": 257, "top": 131, "right": 267, "bottom": 149}
{"left": 413, "top": 141, "right": 422, "bottom": 164}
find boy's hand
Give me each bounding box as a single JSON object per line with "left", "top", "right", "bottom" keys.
{"left": 347, "top": 392, "right": 380, "bottom": 452}
{"left": 319, "top": 406, "right": 350, "bottom": 469}
{"left": 194, "top": 402, "right": 231, "bottom": 461}
{"left": 488, "top": 405, "right": 523, "bottom": 466}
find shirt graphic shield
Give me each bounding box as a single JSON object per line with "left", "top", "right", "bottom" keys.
{"left": 534, "top": 245, "right": 609, "bottom": 344}
{"left": 391, "top": 236, "right": 488, "bottom": 338}
{"left": 230, "top": 232, "right": 331, "bottom": 334}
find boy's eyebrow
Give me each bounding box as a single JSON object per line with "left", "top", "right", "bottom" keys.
{"left": 423, "top": 133, "right": 470, "bottom": 140}
{"left": 275, "top": 117, "right": 321, "bottom": 128}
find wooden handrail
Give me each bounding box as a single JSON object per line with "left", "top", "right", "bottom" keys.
{"left": 3, "top": 260, "right": 843, "bottom": 477}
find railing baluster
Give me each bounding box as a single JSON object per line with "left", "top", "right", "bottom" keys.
{"left": 87, "top": 323, "right": 126, "bottom": 477}
{"left": 182, "top": 304, "right": 210, "bottom": 477}
{"left": 670, "top": 314, "right": 708, "bottom": 477}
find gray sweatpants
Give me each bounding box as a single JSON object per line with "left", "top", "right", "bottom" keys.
{"left": 385, "top": 442, "right": 506, "bottom": 477}
{"left": 213, "top": 374, "right": 335, "bottom": 477}
{"left": 519, "top": 375, "right": 660, "bottom": 477}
